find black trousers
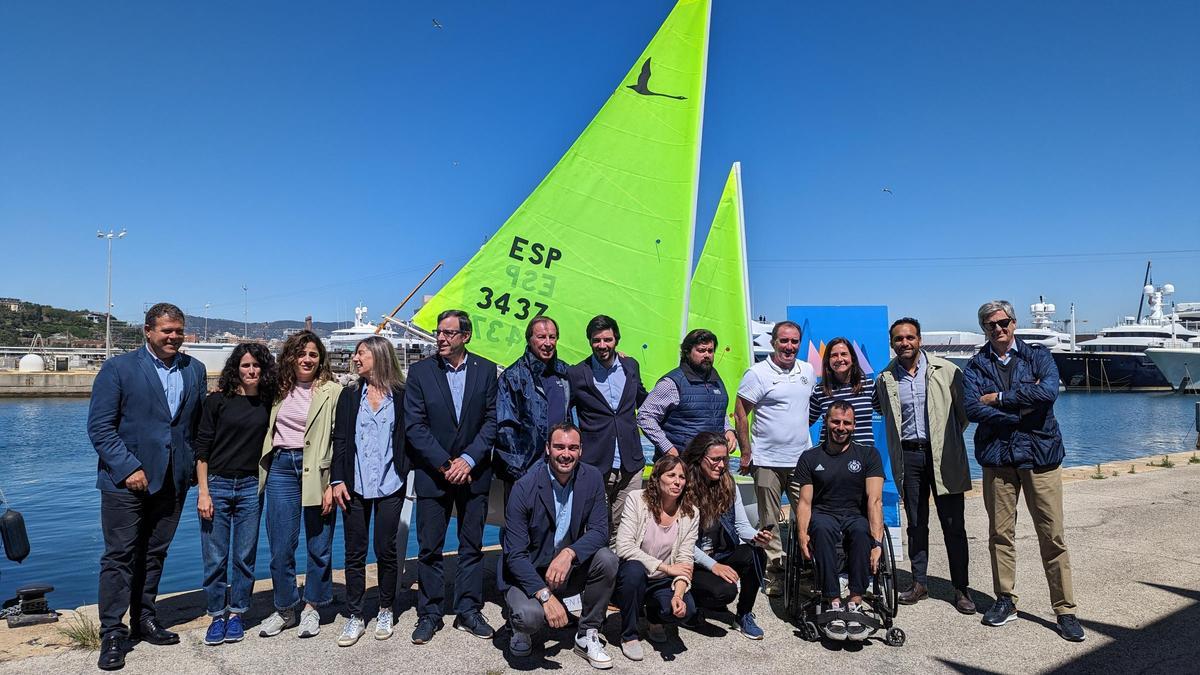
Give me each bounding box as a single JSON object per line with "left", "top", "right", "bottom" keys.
{"left": 415, "top": 486, "right": 488, "bottom": 617}
{"left": 98, "top": 479, "right": 186, "bottom": 638}
{"left": 809, "top": 511, "right": 871, "bottom": 599}
{"left": 902, "top": 447, "right": 970, "bottom": 591}
{"left": 613, "top": 560, "right": 697, "bottom": 641}
{"left": 690, "top": 543, "right": 764, "bottom": 616}
{"left": 343, "top": 490, "right": 405, "bottom": 617}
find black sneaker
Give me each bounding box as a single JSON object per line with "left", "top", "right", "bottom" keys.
{"left": 981, "top": 596, "right": 1018, "bottom": 627}
{"left": 1057, "top": 614, "right": 1086, "bottom": 642}
{"left": 411, "top": 616, "right": 444, "bottom": 644}
{"left": 453, "top": 611, "right": 495, "bottom": 639}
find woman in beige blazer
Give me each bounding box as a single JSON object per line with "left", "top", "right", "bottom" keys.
{"left": 257, "top": 330, "right": 343, "bottom": 640}
{"left": 613, "top": 455, "right": 699, "bottom": 661}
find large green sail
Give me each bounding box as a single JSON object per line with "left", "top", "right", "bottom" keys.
{"left": 413, "top": 0, "right": 710, "bottom": 379}
{"left": 687, "top": 162, "right": 752, "bottom": 413}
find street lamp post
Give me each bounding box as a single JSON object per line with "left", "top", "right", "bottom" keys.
{"left": 204, "top": 303, "right": 211, "bottom": 341}
{"left": 96, "top": 228, "right": 127, "bottom": 359}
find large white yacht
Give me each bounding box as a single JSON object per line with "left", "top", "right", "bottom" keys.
{"left": 326, "top": 304, "right": 433, "bottom": 353}
{"left": 1014, "top": 298, "right": 1072, "bottom": 350}
{"left": 1053, "top": 284, "right": 1197, "bottom": 391}
{"left": 1145, "top": 302, "right": 1200, "bottom": 393}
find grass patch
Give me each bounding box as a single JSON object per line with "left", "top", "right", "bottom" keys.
{"left": 1129, "top": 464, "right": 1137, "bottom": 474}
{"left": 1090, "top": 464, "right": 1107, "bottom": 480}
{"left": 57, "top": 613, "right": 101, "bottom": 650}
{"left": 1189, "top": 453, "right": 1200, "bottom": 465}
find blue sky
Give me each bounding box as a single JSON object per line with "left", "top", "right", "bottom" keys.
{"left": 1, "top": 0, "right": 1196, "bottom": 333}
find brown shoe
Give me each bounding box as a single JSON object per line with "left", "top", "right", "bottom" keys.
{"left": 954, "top": 589, "right": 977, "bottom": 615}
{"left": 897, "top": 582, "right": 927, "bottom": 605}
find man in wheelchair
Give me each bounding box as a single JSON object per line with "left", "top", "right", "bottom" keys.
{"left": 792, "top": 401, "right": 886, "bottom": 641}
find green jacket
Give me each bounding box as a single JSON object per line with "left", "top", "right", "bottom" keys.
{"left": 875, "top": 352, "right": 971, "bottom": 495}
{"left": 259, "top": 379, "right": 343, "bottom": 507}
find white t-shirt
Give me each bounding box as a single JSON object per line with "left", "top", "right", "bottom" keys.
{"left": 737, "top": 357, "right": 815, "bottom": 468}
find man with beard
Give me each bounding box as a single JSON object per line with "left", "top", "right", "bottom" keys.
{"left": 637, "top": 328, "right": 736, "bottom": 461}
{"left": 495, "top": 316, "right": 572, "bottom": 489}
{"left": 734, "top": 320, "right": 815, "bottom": 595}
{"left": 501, "top": 422, "right": 617, "bottom": 667}
{"left": 875, "top": 317, "right": 975, "bottom": 615}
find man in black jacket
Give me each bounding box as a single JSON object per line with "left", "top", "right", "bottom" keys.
{"left": 502, "top": 422, "right": 616, "bottom": 668}
{"left": 404, "top": 309, "right": 499, "bottom": 644}
{"left": 566, "top": 315, "right": 648, "bottom": 539}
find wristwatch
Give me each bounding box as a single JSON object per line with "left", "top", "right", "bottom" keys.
{"left": 536, "top": 589, "right": 552, "bottom": 604}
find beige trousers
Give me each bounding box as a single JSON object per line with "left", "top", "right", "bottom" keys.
{"left": 982, "top": 465, "right": 1076, "bottom": 614}
{"left": 753, "top": 465, "right": 801, "bottom": 574}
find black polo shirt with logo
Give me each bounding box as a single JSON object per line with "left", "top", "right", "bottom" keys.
{"left": 792, "top": 441, "right": 884, "bottom": 517}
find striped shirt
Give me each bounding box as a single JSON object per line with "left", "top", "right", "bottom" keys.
{"left": 808, "top": 377, "right": 876, "bottom": 446}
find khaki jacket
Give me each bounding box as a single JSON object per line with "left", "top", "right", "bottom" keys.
{"left": 614, "top": 489, "right": 699, "bottom": 591}
{"left": 259, "top": 379, "right": 343, "bottom": 507}
{"left": 875, "top": 352, "right": 971, "bottom": 495}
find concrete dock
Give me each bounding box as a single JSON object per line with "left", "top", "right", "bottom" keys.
{"left": 2, "top": 452, "right": 1199, "bottom": 674}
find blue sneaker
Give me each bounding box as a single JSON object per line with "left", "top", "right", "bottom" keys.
{"left": 204, "top": 617, "right": 227, "bottom": 646}
{"left": 224, "top": 615, "right": 245, "bottom": 643}
{"left": 735, "top": 612, "right": 764, "bottom": 640}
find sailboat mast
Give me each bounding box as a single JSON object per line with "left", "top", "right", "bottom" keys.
{"left": 1136, "top": 260, "right": 1151, "bottom": 323}
{"left": 680, "top": 0, "right": 713, "bottom": 340}
{"left": 733, "top": 161, "right": 753, "bottom": 364}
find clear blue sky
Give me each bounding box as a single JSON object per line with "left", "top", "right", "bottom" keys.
{"left": 2, "top": 0, "right": 1197, "bottom": 333}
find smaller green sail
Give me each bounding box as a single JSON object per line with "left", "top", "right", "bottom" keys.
{"left": 687, "top": 162, "right": 752, "bottom": 414}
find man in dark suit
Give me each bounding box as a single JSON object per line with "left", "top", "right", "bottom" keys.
{"left": 87, "top": 303, "right": 208, "bottom": 671}
{"left": 404, "top": 309, "right": 499, "bottom": 644}
{"left": 566, "top": 315, "right": 648, "bottom": 539}
{"left": 502, "top": 422, "right": 616, "bottom": 668}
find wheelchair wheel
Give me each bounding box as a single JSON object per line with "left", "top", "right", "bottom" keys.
{"left": 875, "top": 533, "right": 899, "bottom": 619}
{"left": 800, "top": 620, "right": 821, "bottom": 642}
{"left": 885, "top": 627, "right": 906, "bottom": 647}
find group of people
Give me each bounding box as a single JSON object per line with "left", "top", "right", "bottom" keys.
{"left": 86, "top": 299, "right": 1084, "bottom": 671}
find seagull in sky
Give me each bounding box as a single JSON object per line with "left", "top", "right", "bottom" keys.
{"left": 432, "top": 18, "right": 444, "bottom": 29}
{"left": 881, "top": 187, "right": 894, "bottom": 195}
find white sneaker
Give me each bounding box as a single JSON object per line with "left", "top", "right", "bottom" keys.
{"left": 258, "top": 609, "right": 297, "bottom": 637}
{"left": 298, "top": 608, "right": 321, "bottom": 638}
{"left": 374, "top": 609, "right": 394, "bottom": 640}
{"left": 573, "top": 629, "right": 613, "bottom": 670}
{"left": 621, "top": 639, "right": 644, "bottom": 661}
{"left": 337, "top": 616, "right": 364, "bottom": 647}
{"left": 510, "top": 629, "right": 533, "bottom": 657}
{"left": 845, "top": 602, "right": 868, "bottom": 641}
{"left": 646, "top": 623, "right": 667, "bottom": 644}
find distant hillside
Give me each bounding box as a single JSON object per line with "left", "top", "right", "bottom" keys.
{"left": 183, "top": 315, "right": 345, "bottom": 341}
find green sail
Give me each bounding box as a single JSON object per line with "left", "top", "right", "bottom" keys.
{"left": 687, "top": 162, "right": 752, "bottom": 414}
{"left": 414, "top": 0, "right": 710, "bottom": 379}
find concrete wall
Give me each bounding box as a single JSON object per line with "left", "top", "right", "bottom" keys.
{"left": 0, "top": 371, "right": 222, "bottom": 397}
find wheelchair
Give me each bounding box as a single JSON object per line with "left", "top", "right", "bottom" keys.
{"left": 780, "top": 519, "right": 905, "bottom": 647}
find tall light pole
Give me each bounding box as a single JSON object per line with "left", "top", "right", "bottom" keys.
{"left": 204, "top": 303, "right": 211, "bottom": 341}
{"left": 242, "top": 284, "right": 248, "bottom": 339}
{"left": 96, "top": 228, "right": 127, "bottom": 359}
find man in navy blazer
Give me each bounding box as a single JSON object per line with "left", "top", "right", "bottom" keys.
{"left": 502, "top": 422, "right": 616, "bottom": 668}
{"left": 566, "top": 315, "right": 648, "bottom": 539}
{"left": 404, "top": 309, "right": 499, "bottom": 644}
{"left": 86, "top": 303, "right": 207, "bottom": 671}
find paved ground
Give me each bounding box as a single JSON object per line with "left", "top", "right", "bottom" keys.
{"left": 3, "top": 453, "right": 1199, "bottom": 674}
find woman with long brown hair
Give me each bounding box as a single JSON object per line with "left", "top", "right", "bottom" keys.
{"left": 329, "top": 336, "right": 409, "bottom": 646}
{"left": 681, "top": 431, "right": 773, "bottom": 640}
{"left": 257, "top": 330, "right": 343, "bottom": 640}
{"left": 808, "top": 336, "right": 876, "bottom": 445}
{"left": 612, "top": 455, "right": 699, "bottom": 661}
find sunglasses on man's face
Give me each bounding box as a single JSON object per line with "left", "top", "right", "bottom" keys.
{"left": 984, "top": 318, "right": 1014, "bottom": 331}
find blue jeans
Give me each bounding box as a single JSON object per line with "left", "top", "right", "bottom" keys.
{"left": 265, "top": 449, "right": 335, "bottom": 610}
{"left": 200, "top": 475, "right": 262, "bottom": 616}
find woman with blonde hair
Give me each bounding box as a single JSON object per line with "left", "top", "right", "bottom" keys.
{"left": 330, "top": 336, "right": 409, "bottom": 646}
{"left": 258, "top": 330, "right": 342, "bottom": 639}
{"left": 612, "top": 455, "right": 699, "bottom": 661}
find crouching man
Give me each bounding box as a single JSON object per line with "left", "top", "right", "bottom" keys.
{"left": 502, "top": 422, "right": 618, "bottom": 669}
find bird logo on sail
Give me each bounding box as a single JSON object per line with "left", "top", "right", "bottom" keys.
{"left": 626, "top": 58, "right": 687, "bottom": 100}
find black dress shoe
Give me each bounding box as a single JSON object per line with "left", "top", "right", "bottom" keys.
{"left": 97, "top": 635, "right": 128, "bottom": 671}
{"left": 133, "top": 618, "right": 180, "bottom": 645}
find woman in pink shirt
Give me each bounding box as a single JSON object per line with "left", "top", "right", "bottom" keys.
{"left": 257, "top": 331, "right": 342, "bottom": 639}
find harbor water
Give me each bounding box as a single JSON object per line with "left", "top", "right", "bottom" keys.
{"left": 1, "top": 393, "right": 1197, "bottom": 609}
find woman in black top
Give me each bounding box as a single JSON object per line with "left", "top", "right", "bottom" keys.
{"left": 194, "top": 343, "right": 277, "bottom": 646}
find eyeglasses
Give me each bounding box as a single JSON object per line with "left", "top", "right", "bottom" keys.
{"left": 435, "top": 329, "right": 466, "bottom": 337}
{"left": 704, "top": 455, "right": 729, "bottom": 464}
{"left": 983, "top": 318, "right": 1014, "bottom": 331}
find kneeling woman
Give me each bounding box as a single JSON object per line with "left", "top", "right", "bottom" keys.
{"left": 682, "top": 432, "right": 773, "bottom": 640}
{"left": 330, "top": 336, "right": 409, "bottom": 646}
{"left": 195, "top": 343, "right": 277, "bottom": 645}
{"left": 613, "top": 455, "right": 698, "bottom": 661}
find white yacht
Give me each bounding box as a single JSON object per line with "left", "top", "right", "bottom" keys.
{"left": 1145, "top": 302, "right": 1200, "bottom": 393}
{"left": 326, "top": 304, "right": 429, "bottom": 352}
{"left": 1014, "top": 298, "right": 1072, "bottom": 350}
{"left": 1053, "top": 284, "right": 1197, "bottom": 391}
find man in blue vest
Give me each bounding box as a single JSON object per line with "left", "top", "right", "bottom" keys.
{"left": 637, "top": 328, "right": 736, "bottom": 460}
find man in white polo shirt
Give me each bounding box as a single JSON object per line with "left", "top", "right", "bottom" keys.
{"left": 734, "top": 320, "right": 815, "bottom": 595}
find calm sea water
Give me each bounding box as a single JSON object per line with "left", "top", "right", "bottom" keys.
{"left": 1, "top": 393, "right": 1197, "bottom": 608}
